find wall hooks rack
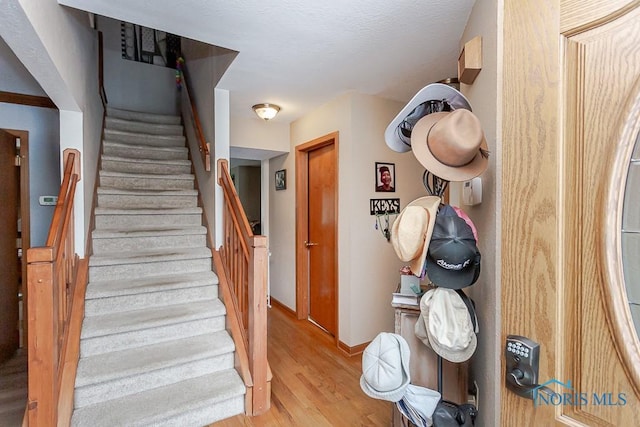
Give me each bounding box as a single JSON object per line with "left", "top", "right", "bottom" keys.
{"left": 370, "top": 199, "right": 400, "bottom": 242}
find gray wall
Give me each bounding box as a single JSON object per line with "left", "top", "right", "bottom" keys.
{"left": 98, "top": 17, "right": 179, "bottom": 115}
{"left": 0, "top": 37, "right": 60, "bottom": 247}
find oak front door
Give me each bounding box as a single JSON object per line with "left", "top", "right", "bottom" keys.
{"left": 502, "top": 1, "right": 640, "bottom": 425}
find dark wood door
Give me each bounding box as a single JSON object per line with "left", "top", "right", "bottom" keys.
{"left": 307, "top": 143, "right": 337, "bottom": 335}
{"left": 0, "top": 129, "right": 19, "bottom": 363}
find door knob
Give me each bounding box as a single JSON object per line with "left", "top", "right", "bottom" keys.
{"left": 304, "top": 241, "right": 319, "bottom": 248}
{"left": 505, "top": 335, "right": 554, "bottom": 400}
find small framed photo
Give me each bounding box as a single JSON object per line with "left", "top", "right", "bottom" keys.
{"left": 375, "top": 162, "right": 395, "bottom": 192}
{"left": 275, "top": 169, "right": 287, "bottom": 191}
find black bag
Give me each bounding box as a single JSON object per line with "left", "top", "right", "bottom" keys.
{"left": 432, "top": 400, "right": 477, "bottom": 427}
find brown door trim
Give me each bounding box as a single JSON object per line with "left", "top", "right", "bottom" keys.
{"left": 3, "top": 129, "right": 30, "bottom": 353}
{"left": 0, "top": 91, "right": 56, "bottom": 110}
{"left": 295, "top": 132, "right": 339, "bottom": 342}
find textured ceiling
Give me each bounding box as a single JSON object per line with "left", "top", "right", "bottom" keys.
{"left": 58, "top": 0, "right": 476, "bottom": 123}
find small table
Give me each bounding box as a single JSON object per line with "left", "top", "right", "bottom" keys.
{"left": 392, "top": 302, "right": 468, "bottom": 426}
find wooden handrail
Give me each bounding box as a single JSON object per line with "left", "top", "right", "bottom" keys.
{"left": 179, "top": 57, "right": 211, "bottom": 171}
{"left": 98, "top": 31, "right": 107, "bottom": 107}
{"left": 26, "top": 149, "right": 82, "bottom": 426}
{"left": 216, "top": 158, "right": 270, "bottom": 415}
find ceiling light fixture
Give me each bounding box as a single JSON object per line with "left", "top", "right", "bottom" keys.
{"left": 252, "top": 103, "right": 281, "bottom": 121}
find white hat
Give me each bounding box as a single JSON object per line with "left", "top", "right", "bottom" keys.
{"left": 390, "top": 196, "right": 441, "bottom": 277}
{"left": 360, "top": 333, "right": 411, "bottom": 402}
{"left": 397, "top": 384, "right": 441, "bottom": 426}
{"left": 385, "top": 83, "right": 471, "bottom": 153}
{"left": 418, "top": 288, "right": 477, "bottom": 363}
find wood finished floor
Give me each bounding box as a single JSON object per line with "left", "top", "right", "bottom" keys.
{"left": 211, "top": 304, "right": 391, "bottom": 427}
{"left": 0, "top": 349, "right": 27, "bottom": 427}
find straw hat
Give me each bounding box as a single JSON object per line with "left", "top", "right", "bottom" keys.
{"left": 390, "top": 196, "right": 441, "bottom": 277}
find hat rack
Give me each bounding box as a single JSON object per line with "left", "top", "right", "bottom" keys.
{"left": 423, "top": 170, "right": 449, "bottom": 198}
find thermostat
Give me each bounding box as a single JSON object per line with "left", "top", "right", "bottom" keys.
{"left": 39, "top": 196, "right": 58, "bottom": 206}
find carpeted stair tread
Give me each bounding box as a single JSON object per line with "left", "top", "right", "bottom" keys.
{"left": 88, "top": 246, "right": 211, "bottom": 267}
{"left": 97, "top": 187, "right": 198, "bottom": 196}
{"left": 94, "top": 206, "right": 202, "bottom": 216}
{"left": 92, "top": 225, "right": 206, "bottom": 238}
{"left": 75, "top": 330, "right": 234, "bottom": 388}
{"left": 70, "top": 370, "right": 245, "bottom": 427}
{"left": 101, "top": 155, "right": 191, "bottom": 167}
{"left": 99, "top": 169, "right": 194, "bottom": 181}
{"left": 80, "top": 299, "right": 225, "bottom": 339}
{"left": 103, "top": 129, "right": 185, "bottom": 147}
{"left": 106, "top": 107, "right": 181, "bottom": 125}
{"left": 105, "top": 118, "right": 184, "bottom": 136}
{"left": 103, "top": 140, "right": 188, "bottom": 154}
{"left": 86, "top": 271, "right": 218, "bottom": 299}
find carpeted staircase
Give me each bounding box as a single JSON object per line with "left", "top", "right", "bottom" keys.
{"left": 70, "top": 107, "right": 246, "bottom": 427}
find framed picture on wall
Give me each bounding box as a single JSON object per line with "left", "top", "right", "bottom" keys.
{"left": 375, "top": 162, "right": 395, "bottom": 192}
{"left": 275, "top": 169, "right": 287, "bottom": 191}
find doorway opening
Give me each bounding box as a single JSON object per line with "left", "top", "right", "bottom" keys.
{"left": 229, "top": 158, "right": 262, "bottom": 235}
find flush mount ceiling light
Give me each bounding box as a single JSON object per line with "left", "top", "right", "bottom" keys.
{"left": 252, "top": 103, "right": 281, "bottom": 121}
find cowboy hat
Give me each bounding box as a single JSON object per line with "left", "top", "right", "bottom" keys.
{"left": 411, "top": 109, "right": 489, "bottom": 182}
{"left": 385, "top": 83, "right": 471, "bottom": 153}
{"left": 425, "top": 205, "right": 481, "bottom": 289}
{"left": 360, "top": 333, "right": 411, "bottom": 402}
{"left": 390, "top": 196, "right": 441, "bottom": 277}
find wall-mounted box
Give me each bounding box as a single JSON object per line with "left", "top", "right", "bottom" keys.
{"left": 458, "top": 36, "right": 482, "bottom": 84}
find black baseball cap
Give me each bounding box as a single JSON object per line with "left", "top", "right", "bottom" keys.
{"left": 425, "top": 205, "right": 481, "bottom": 289}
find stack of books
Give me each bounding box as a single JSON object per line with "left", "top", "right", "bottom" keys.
{"left": 391, "top": 284, "right": 424, "bottom": 306}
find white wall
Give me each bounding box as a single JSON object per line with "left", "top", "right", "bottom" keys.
{"left": 459, "top": 0, "right": 500, "bottom": 425}
{"left": 99, "top": 17, "right": 178, "bottom": 115}
{"left": 271, "top": 91, "right": 428, "bottom": 347}
{"left": 231, "top": 116, "right": 290, "bottom": 153}
{"left": 1, "top": 0, "right": 103, "bottom": 257}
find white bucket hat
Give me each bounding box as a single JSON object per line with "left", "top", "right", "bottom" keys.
{"left": 417, "top": 288, "right": 478, "bottom": 363}
{"left": 390, "top": 196, "right": 441, "bottom": 277}
{"left": 360, "top": 332, "right": 411, "bottom": 402}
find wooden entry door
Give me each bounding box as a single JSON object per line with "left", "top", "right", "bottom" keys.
{"left": 502, "top": 1, "right": 640, "bottom": 425}
{"left": 0, "top": 129, "right": 20, "bottom": 363}
{"left": 296, "top": 132, "right": 339, "bottom": 338}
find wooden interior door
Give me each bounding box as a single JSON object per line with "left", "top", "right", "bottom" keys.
{"left": 502, "top": 1, "right": 640, "bottom": 425}
{"left": 307, "top": 143, "right": 337, "bottom": 335}
{"left": 0, "top": 129, "right": 20, "bottom": 363}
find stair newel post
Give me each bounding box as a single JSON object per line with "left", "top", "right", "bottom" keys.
{"left": 248, "top": 234, "right": 269, "bottom": 414}
{"left": 26, "top": 248, "right": 57, "bottom": 426}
